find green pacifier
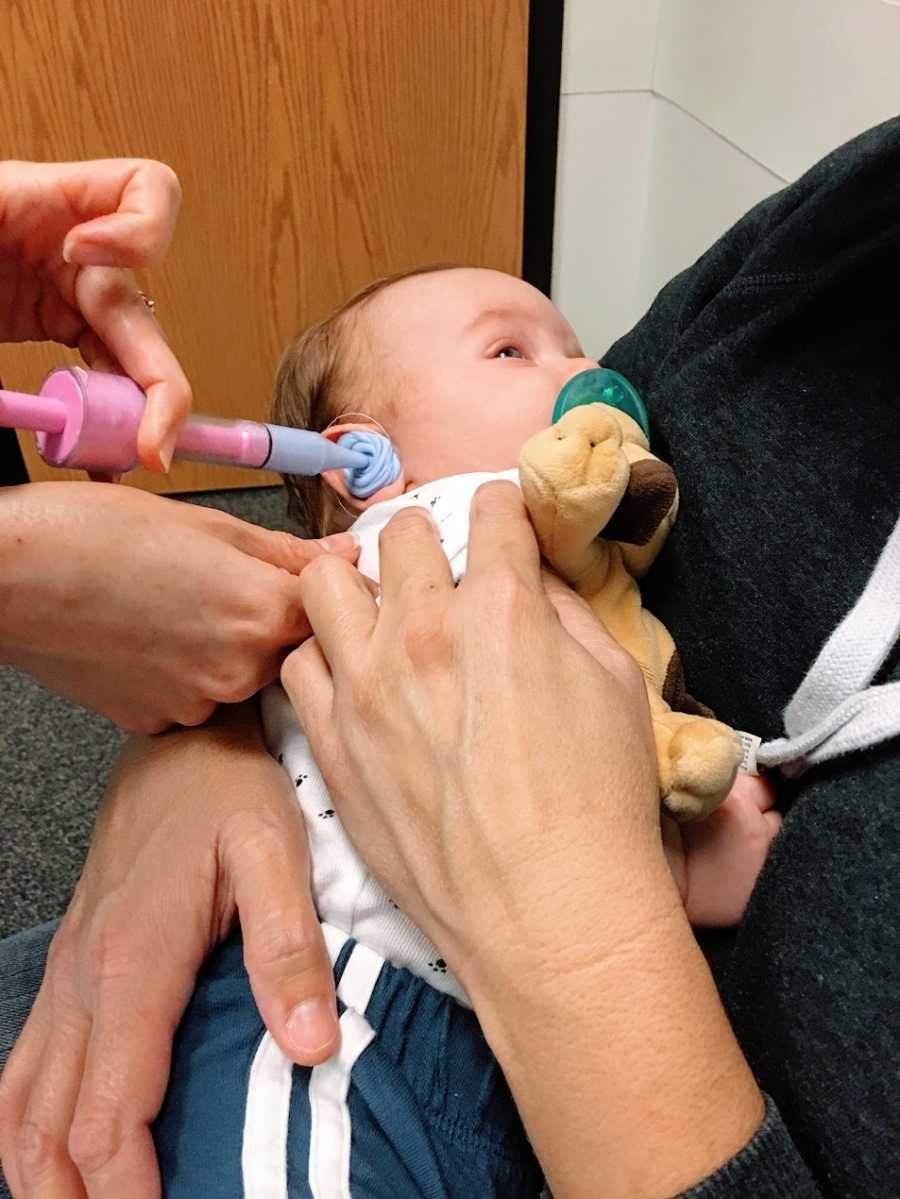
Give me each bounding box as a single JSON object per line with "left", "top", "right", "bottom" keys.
{"left": 552, "top": 367, "right": 649, "bottom": 440}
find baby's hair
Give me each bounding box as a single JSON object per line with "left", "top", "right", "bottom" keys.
{"left": 273, "top": 263, "right": 460, "bottom": 537}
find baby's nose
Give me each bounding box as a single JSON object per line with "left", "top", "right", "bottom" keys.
{"left": 556, "top": 356, "right": 600, "bottom": 389}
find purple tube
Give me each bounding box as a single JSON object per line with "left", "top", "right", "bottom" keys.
{"left": 175, "top": 415, "right": 271, "bottom": 468}
{"left": 28, "top": 368, "right": 270, "bottom": 472}
{"left": 0, "top": 389, "right": 67, "bottom": 434}
{"left": 1, "top": 367, "right": 378, "bottom": 478}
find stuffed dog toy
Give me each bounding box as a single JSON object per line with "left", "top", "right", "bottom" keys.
{"left": 519, "top": 400, "right": 742, "bottom": 821}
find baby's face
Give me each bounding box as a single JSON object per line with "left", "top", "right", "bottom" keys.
{"left": 360, "top": 268, "right": 598, "bottom": 488}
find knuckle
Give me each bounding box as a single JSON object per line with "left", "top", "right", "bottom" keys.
{"left": 207, "top": 667, "right": 252, "bottom": 707}
{"left": 400, "top": 608, "right": 452, "bottom": 672}
{"left": 204, "top": 646, "right": 269, "bottom": 706}
{"left": 269, "top": 528, "right": 303, "bottom": 566}
{"left": 17, "top": 1117, "right": 66, "bottom": 1179}
{"left": 117, "top": 711, "right": 154, "bottom": 734}
{"left": 347, "top": 675, "right": 382, "bottom": 724}
{"left": 297, "top": 551, "right": 352, "bottom": 595}
{"left": 0, "top": 1091, "right": 17, "bottom": 1150}
{"left": 169, "top": 378, "right": 193, "bottom": 418}
{"left": 177, "top": 699, "right": 219, "bottom": 726}
{"left": 44, "top": 923, "right": 76, "bottom": 980}
{"left": 281, "top": 638, "right": 317, "bottom": 689}
{"left": 471, "top": 479, "right": 523, "bottom": 518}
{"left": 380, "top": 507, "right": 434, "bottom": 546}
{"left": 244, "top": 920, "right": 318, "bottom": 978}
{"left": 142, "top": 714, "right": 174, "bottom": 734}
{"left": 280, "top": 649, "right": 303, "bottom": 694}
{"left": 157, "top": 162, "right": 183, "bottom": 206}
{"left": 220, "top": 809, "right": 294, "bottom": 877}
{"left": 86, "top": 917, "right": 137, "bottom": 987}
{"left": 483, "top": 567, "right": 528, "bottom": 621}
{"left": 68, "top": 1109, "right": 122, "bottom": 1176}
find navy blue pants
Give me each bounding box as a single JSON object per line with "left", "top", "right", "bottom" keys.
{"left": 152, "top": 929, "right": 543, "bottom": 1198}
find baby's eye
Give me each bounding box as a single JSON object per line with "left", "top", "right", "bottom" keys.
{"left": 495, "top": 345, "right": 524, "bottom": 359}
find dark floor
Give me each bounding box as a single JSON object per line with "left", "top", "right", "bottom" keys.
{"left": 0, "top": 486, "right": 289, "bottom": 939}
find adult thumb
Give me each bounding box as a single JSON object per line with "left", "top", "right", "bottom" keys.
{"left": 230, "top": 521, "right": 360, "bottom": 576}
{"left": 224, "top": 803, "right": 340, "bottom": 1066}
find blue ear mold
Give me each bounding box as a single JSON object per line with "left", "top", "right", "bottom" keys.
{"left": 337, "top": 430, "right": 401, "bottom": 498}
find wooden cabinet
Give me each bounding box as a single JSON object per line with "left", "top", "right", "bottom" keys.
{"left": 0, "top": 1, "right": 527, "bottom": 491}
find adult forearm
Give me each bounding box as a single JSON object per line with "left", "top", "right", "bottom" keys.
{"left": 466, "top": 848, "right": 765, "bottom": 1199}
{"left": 0, "top": 485, "right": 49, "bottom": 666}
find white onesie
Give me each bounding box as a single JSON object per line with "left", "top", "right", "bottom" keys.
{"left": 261, "top": 469, "right": 517, "bottom": 1008}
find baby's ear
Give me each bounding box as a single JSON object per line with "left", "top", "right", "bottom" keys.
{"left": 320, "top": 423, "right": 406, "bottom": 512}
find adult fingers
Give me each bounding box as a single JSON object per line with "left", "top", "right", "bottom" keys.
{"left": 377, "top": 507, "right": 453, "bottom": 607}
{"left": 15, "top": 996, "right": 92, "bottom": 1198}
{"left": 297, "top": 556, "right": 378, "bottom": 674}
{"left": 224, "top": 796, "right": 340, "bottom": 1065}
{"left": 212, "top": 521, "right": 363, "bottom": 648}
{"left": 462, "top": 481, "right": 542, "bottom": 593}
{"left": 78, "top": 333, "right": 124, "bottom": 484}
{"left": 281, "top": 638, "right": 336, "bottom": 751}
{"left": 76, "top": 329, "right": 120, "bottom": 375}
{"left": 542, "top": 570, "right": 646, "bottom": 694}
{"left": 74, "top": 267, "right": 191, "bottom": 471}
{"left": 215, "top": 515, "right": 359, "bottom": 577}
{"left": 542, "top": 571, "right": 625, "bottom": 658}
{"left": 65, "top": 955, "right": 198, "bottom": 1198}
{"left": 0, "top": 985, "right": 83, "bottom": 1199}
{"left": 59, "top": 160, "right": 182, "bottom": 269}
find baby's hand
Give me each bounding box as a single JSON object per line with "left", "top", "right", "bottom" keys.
{"left": 662, "top": 773, "right": 782, "bottom": 928}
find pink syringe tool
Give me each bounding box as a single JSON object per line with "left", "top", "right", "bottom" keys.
{"left": 0, "top": 367, "right": 371, "bottom": 476}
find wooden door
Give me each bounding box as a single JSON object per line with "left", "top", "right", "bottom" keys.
{"left": 0, "top": 1, "right": 527, "bottom": 492}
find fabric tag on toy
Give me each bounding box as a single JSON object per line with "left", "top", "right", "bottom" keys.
{"left": 736, "top": 730, "right": 762, "bottom": 774}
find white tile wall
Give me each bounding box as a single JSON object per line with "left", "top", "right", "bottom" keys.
{"left": 561, "top": 0, "right": 661, "bottom": 94}
{"left": 552, "top": 0, "right": 900, "bottom": 354}
{"left": 552, "top": 92, "right": 654, "bottom": 354}
{"left": 655, "top": 0, "right": 900, "bottom": 181}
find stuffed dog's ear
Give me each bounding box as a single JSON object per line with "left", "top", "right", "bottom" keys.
{"left": 602, "top": 458, "right": 677, "bottom": 546}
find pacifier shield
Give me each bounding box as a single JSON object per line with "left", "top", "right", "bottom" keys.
{"left": 552, "top": 368, "right": 649, "bottom": 439}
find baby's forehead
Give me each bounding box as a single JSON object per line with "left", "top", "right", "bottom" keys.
{"left": 366, "top": 267, "right": 571, "bottom": 340}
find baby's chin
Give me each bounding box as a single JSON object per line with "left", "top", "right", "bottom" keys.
{"left": 404, "top": 452, "right": 523, "bottom": 489}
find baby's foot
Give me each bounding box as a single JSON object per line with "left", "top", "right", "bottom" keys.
{"left": 662, "top": 772, "right": 782, "bottom": 928}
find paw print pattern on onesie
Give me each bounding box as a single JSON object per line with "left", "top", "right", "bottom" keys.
{"left": 422, "top": 493, "right": 446, "bottom": 544}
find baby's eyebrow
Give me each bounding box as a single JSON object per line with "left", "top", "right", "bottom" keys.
{"left": 462, "top": 307, "right": 517, "bottom": 336}
{"left": 463, "top": 304, "right": 583, "bottom": 356}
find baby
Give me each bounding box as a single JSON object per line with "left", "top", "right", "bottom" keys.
{"left": 153, "top": 266, "right": 780, "bottom": 1198}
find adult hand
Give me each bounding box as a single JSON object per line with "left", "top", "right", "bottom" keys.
{"left": 283, "top": 486, "right": 662, "bottom": 966}
{"left": 0, "top": 158, "right": 188, "bottom": 469}
{"left": 282, "top": 482, "right": 763, "bottom": 1199}
{"left": 0, "top": 481, "right": 357, "bottom": 732}
{"left": 0, "top": 703, "right": 338, "bottom": 1199}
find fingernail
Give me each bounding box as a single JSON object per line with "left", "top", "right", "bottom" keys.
{"left": 287, "top": 997, "right": 338, "bottom": 1055}
{"left": 62, "top": 237, "right": 74, "bottom": 264}
{"left": 158, "top": 429, "right": 178, "bottom": 473}
{"left": 321, "top": 532, "right": 359, "bottom": 553}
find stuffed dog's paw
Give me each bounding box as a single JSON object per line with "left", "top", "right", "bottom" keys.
{"left": 654, "top": 713, "right": 743, "bottom": 822}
